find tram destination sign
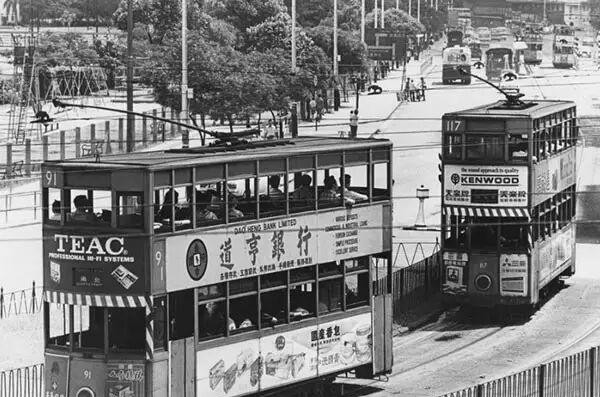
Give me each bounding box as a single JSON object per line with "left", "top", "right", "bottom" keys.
{"left": 43, "top": 233, "right": 147, "bottom": 294}
{"left": 443, "top": 165, "right": 528, "bottom": 207}
{"left": 165, "top": 205, "right": 387, "bottom": 291}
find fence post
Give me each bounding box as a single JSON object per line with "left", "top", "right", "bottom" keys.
{"left": 591, "top": 347, "right": 596, "bottom": 397}
{"left": 31, "top": 281, "right": 36, "bottom": 314}
{"left": 539, "top": 363, "right": 545, "bottom": 397}
{"left": 170, "top": 108, "right": 176, "bottom": 137}
{"left": 0, "top": 287, "right": 3, "bottom": 319}
{"left": 105, "top": 121, "right": 112, "bottom": 154}
{"left": 25, "top": 139, "right": 31, "bottom": 176}
{"left": 90, "top": 123, "right": 96, "bottom": 142}
{"left": 118, "top": 118, "right": 124, "bottom": 151}
{"left": 477, "top": 384, "right": 484, "bottom": 397}
{"left": 152, "top": 109, "right": 158, "bottom": 143}
{"left": 161, "top": 108, "right": 167, "bottom": 141}
{"left": 75, "top": 127, "right": 81, "bottom": 158}
{"left": 59, "top": 131, "right": 65, "bottom": 160}
{"left": 142, "top": 114, "right": 148, "bottom": 147}
{"left": 42, "top": 135, "right": 48, "bottom": 162}
{"left": 5, "top": 143, "right": 12, "bottom": 178}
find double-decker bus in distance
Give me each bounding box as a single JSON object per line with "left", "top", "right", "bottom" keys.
{"left": 485, "top": 47, "right": 514, "bottom": 80}
{"left": 447, "top": 29, "right": 464, "bottom": 48}
{"left": 41, "top": 136, "right": 394, "bottom": 397}
{"left": 523, "top": 32, "right": 543, "bottom": 64}
{"left": 440, "top": 98, "right": 577, "bottom": 307}
{"left": 442, "top": 46, "right": 472, "bottom": 84}
{"left": 552, "top": 42, "right": 577, "bottom": 68}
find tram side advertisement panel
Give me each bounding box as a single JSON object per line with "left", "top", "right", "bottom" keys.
{"left": 197, "top": 313, "right": 372, "bottom": 397}
{"left": 43, "top": 232, "right": 148, "bottom": 295}
{"left": 165, "top": 205, "right": 386, "bottom": 291}
{"left": 532, "top": 149, "right": 576, "bottom": 206}
{"left": 443, "top": 165, "right": 528, "bottom": 207}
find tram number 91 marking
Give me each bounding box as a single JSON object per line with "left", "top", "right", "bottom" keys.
{"left": 444, "top": 119, "right": 463, "bottom": 132}
{"left": 83, "top": 369, "right": 92, "bottom": 379}
{"left": 45, "top": 170, "right": 57, "bottom": 187}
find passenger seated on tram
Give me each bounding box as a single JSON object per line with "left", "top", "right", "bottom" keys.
{"left": 338, "top": 174, "right": 368, "bottom": 204}
{"left": 228, "top": 195, "right": 244, "bottom": 219}
{"left": 319, "top": 175, "right": 340, "bottom": 203}
{"left": 156, "top": 189, "right": 178, "bottom": 221}
{"left": 195, "top": 196, "right": 218, "bottom": 225}
{"left": 68, "top": 195, "right": 96, "bottom": 223}
{"left": 198, "top": 301, "right": 230, "bottom": 337}
{"left": 268, "top": 175, "right": 284, "bottom": 200}
{"left": 49, "top": 200, "right": 61, "bottom": 221}
{"left": 206, "top": 189, "right": 223, "bottom": 215}
{"left": 291, "top": 174, "right": 314, "bottom": 206}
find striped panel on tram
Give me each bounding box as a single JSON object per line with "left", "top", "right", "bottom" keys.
{"left": 43, "top": 291, "right": 149, "bottom": 308}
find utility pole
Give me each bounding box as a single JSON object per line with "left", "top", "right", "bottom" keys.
{"left": 333, "top": 0, "right": 338, "bottom": 77}
{"left": 126, "top": 0, "right": 134, "bottom": 153}
{"left": 396, "top": 0, "right": 399, "bottom": 9}
{"left": 181, "top": 0, "right": 189, "bottom": 148}
{"left": 409, "top": 0, "right": 412, "bottom": 17}
{"left": 381, "top": 0, "right": 385, "bottom": 28}
{"left": 374, "top": 0, "right": 378, "bottom": 28}
{"left": 543, "top": 0, "right": 547, "bottom": 22}
{"left": 361, "top": 0, "right": 365, "bottom": 43}
{"left": 292, "top": 0, "right": 297, "bottom": 72}
{"left": 417, "top": 0, "right": 421, "bottom": 22}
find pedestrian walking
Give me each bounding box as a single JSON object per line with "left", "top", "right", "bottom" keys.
{"left": 316, "top": 95, "right": 324, "bottom": 121}
{"left": 409, "top": 79, "right": 418, "bottom": 102}
{"left": 420, "top": 77, "right": 427, "bottom": 101}
{"left": 309, "top": 97, "right": 317, "bottom": 121}
{"left": 404, "top": 78, "right": 411, "bottom": 101}
{"left": 349, "top": 110, "right": 359, "bottom": 138}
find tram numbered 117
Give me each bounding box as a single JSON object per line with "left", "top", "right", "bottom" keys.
{"left": 440, "top": 99, "right": 577, "bottom": 307}
{"left": 41, "top": 136, "right": 394, "bottom": 397}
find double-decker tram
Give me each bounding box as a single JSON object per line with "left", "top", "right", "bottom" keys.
{"left": 442, "top": 46, "right": 472, "bottom": 84}
{"left": 553, "top": 24, "right": 575, "bottom": 46}
{"left": 523, "top": 31, "right": 543, "bottom": 65}
{"left": 41, "top": 136, "right": 394, "bottom": 396}
{"left": 485, "top": 47, "right": 514, "bottom": 80}
{"left": 552, "top": 42, "right": 578, "bottom": 69}
{"left": 440, "top": 98, "right": 577, "bottom": 308}
{"left": 447, "top": 29, "right": 464, "bottom": 47}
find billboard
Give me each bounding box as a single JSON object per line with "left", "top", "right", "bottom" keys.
{"left": 537, "top": 225, "right": 574, "bottom": 284}
{"left": 499, "top": 254, "right": 528, "bottom": 297}
{"left": 43, "top": 233, "right": 148, "bottom": 295}
{"left": 196, "top": 313, "right": 372, "bottom": 397}
{"left": 443, "top": 165, "right": 528, "bottom": 207}
{"left": 442, "top": 251, "right": 468, "bottom": 295}
{"left": 165, "top": 205, "right": 387, "bottom": 292}
{"left": 532, "top": 149, "right": 576, "bottom": 206}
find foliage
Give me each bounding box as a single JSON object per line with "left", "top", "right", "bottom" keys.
{"left": 21, "top": 0, "right": 120, "bottom": 23}
{"left": 36, "top": 32, "right": 100, "bottom": 67}
{"left": 206, "top": 0, "right": 285, "bottom": 32}
{"left": 365, "top": 8, "right": 425, "bottom": 37}
{"left": 306, "top": 24, "right": 368, "bottom": 75}
{"left": 591, "top": 0, "right": 600, "bottom": 30}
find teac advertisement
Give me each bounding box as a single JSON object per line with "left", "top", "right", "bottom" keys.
{"left": 43, "top": 231, "right": 148, "bottom": 295}
{"left": 443, "top": 165, "right": 528, "bottom": 207}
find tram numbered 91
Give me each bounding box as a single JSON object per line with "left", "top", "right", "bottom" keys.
{"left": 440, "top": 99, "right": 577, "bottom": 307}
{"left": 41, "top": 137, "right": 394, "bottom": 397}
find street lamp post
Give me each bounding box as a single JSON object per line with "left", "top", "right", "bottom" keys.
{"left": 126, "top": 0, "right": 134, "bottom": 153}
{"left": 361, "top": 0, "right": 365, "bottom": 43}
{"left": 181, "top": 0, "right": 189, "bottom": 148}
{"left": 292, "top": 0, "right": 297, "bottom": 73}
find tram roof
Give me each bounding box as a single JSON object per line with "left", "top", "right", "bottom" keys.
{"left": 45, "top": 136, "right": 392, "bottom": 171}
{"left": 443, "top": 99, "right": 575, "bottom": 120}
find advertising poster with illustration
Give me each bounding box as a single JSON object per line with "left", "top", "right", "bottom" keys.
{"left": 45, "top": 355, "right": 69, "bottom": 397}
{"left": 166, "top": 205, "right": 385, "bottom": 292}
{"left": 197, "top": 339, "right": 261, "bottom": 397}
{"left": 195, "top": 313, "right": 372, "bottom": 397}
{"left": 538, "top": 227, "right": 573, "bottom": 283}
{"left": 442, "top": 252, "right": 468, "bottom": 295}
{"left": 499, "top": 254, "right": 528, "bottom": 297}
{"left": 533, "top": 149, "right": 575, "bottom": 206}
{"left": 43, "top": 232, "right": 147, "bottom": 295}
{"left": 105, "top": 363, "right": 145, "bottom": 397}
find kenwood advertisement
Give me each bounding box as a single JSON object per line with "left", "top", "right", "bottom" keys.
{"left": 443, "top": 165, "right": 528, "bottom": 207}
{"left": 43, "top": 232, "right": 148, "bottom": 294}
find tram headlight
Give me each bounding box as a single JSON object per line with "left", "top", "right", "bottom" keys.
{"left": 474, "top": 274, "right": 492, "bottom": 291}
{"left": 76, "top": 387, "right": 94, "bottom": 397}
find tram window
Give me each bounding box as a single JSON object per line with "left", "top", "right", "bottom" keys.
{"left": 198, "top": 284, "right": 226, "bottom": 300}
{"left": 154, "top": 188, "right": 177, "bottom": 233}
{"left": 230, "top": 295, "right": 258, "bottom": 333}
{"left": 319, "top": 261, "right": 343, "bottom": 277}
{"left": 173, "top": 186, "right": 193, "bottom": 230}
{"left": 78, "top": 306, "right": 105, "bottom": 350}
{"left": 444, "top": 134, "right": 462, "bottom": 160}
{"left": 465, "top": 135, "right": 504, "bottom": 160}
{"left": 108, "top": 308, "right": 145, "bottom": 351}
{"left": 118, "top": 193, "right": 143, "bottom": 228}
{"left": 470, "top": 218, "right": 498, "bottom": 250}
{"left": 499, "top": 221, "right": 528, "bottom": 250}
{"left": 198, "top": 301, "right": 227, "bottom": 339}
{"left": 91, "top": 190, "right": 112, "bottom": 224}
{"left": 532, "top": 208, "right": 540, "bottom": 241}
{"left": 260, "top": 289, "right": 287, "bottom": 328}
{"left": 342, "top": 166, "right": 369, "bottom": 205}
{"left": 317, "top": 168, "right": 343, "bottom": 209}
{"left": 230, "top": 277, "right": 258, "bottom": 295}
{"left": 47, "top": 303, "right": 70, "bottom": 348}
{"left": 194, "top": 184, "right": 222, "bottom": 227}
{"left": 289, "top": 171, "right": 316, "bottom": 213}
{"left": 290, "top": 266, "right": 316, "bottom": 284}
{"left": 228, "top": 178, "right": 257, "bottom": 221}
{"left": 65, "top": 190, "right": 100, "bottom": 225}
{"left": 508, "top": 134, "right": 528, "bottom": 161}
{"left": 45, "top": 188, "right": 62, "bottom": 223}
{"left": 344, "top": 257, "right": 369, "bottom": 273}
{"left": 258, "top": 175, "right": 285, "bottom": 216}
{"left": 445, "top": 215, "right": 467, "bottom": 249}
{"left": 169, "top": 290, "right": 194, "bottom": 341}
{"left": 260, "top": 272, "right": 286, "bottom": 289}
{"left": 345, "top": 272, "right": 370, "bottom": 308}
{"left": 290, "top": 282, "right": 316, "bottom": 321}
{"left": 153, "top": 297, "right": 167, "bottom": 351}
{"left": 372, "top": 163, "right": 390, "bottom": 201}
{"left": 318, "top": 279, "right": 343, "bottom": 314}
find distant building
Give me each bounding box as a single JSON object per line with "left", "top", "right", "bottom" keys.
{"left": 505, "top": 0, "right": 565, "bottom": 24}
{"left": 0, "top": 0, "right": 20, "bottom": 25}
{"left": 563, "top": 0, "right": 590, "bottom": 29}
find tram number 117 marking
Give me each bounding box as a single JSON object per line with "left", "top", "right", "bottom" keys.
{"left": 445, "top": 120, "right": 463, "bottom": 132}
{"left": 479, "top": 261, "right": 488, "bottom": 269}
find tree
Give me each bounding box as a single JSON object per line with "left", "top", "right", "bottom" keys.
{"left": 206, "top": 0, "right": 285, "bottom": 32}
{"left": 365, "top": 8, "right": 424, "bottom": 37}
{"left": 591, "top": 0, "right": 600, "bottom": 30}
{"left": 306, "top": 24, "right": 368, "bottom": 74}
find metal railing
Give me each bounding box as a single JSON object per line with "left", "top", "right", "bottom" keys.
{"left": 0, "top": 364, "right": 43, "bottom": 397}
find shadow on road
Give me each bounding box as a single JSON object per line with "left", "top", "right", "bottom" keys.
{"left": 577, "top": 184, "right": 600, "bottom": 244}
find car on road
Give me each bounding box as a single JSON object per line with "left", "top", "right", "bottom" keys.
{"left": 476, "top": 27, "right": 491, "bottom": 43}
{"left": 579, "top": 37, "right": 595, "bottom": 58}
